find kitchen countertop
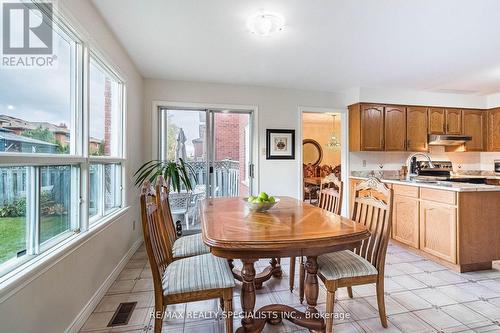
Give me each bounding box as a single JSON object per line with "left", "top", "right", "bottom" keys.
{"left": 350, "top": 176, "right": 500, "bottom": 192}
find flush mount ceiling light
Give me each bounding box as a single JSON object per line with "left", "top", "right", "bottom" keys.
{"left": 247, "top": 12, "right": 285, "bottom": 37}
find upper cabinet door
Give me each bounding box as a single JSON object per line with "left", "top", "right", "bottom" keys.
{"left": 428, "top": 108, "right": 446, "bottom": 134}
{"left": 463, "top": 110, "right": 486, "bottom": 151}
{"left": 445, "top": 108, "right": 463, "bottom": 134}
{"left": 360, "top": 104, "right": 384, "bottom": 151}
{"left": 384, "top": 106, "right": 406, "bottom": 151}
{"left": 407, "top": 106, "right": 429, "bottom": 152}
{"left": 488, "top": 108, "right": 500, "bottom": 151}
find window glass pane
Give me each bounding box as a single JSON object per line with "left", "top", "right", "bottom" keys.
{"left": 89, "top": 59, "right": 121, "bottom": 157}
{"left": 39, "top": 166, "right": 72, "bottom": 244}
{"left": 104, "top": 164, "right": 121, "bottom": 213}
{"left": 89, "top": 164, "right": 101, "bottom": 219}
{"left": 0, "top": 167, "right": 28, "bottom": 265}
{"left": 0, "top": 21, "right": 76, "bottom": 154}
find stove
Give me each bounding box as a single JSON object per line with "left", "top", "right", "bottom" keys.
{"left": 414, "top": 161, "right": 487, "bottom": 184}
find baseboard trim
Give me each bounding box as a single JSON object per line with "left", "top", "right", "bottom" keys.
{"left": 65, "top": 237, "right": 143, "bottom": 333}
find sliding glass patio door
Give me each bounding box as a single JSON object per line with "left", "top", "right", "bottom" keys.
{"left": 159, "top": 108, "right": 254, "bottom": 200}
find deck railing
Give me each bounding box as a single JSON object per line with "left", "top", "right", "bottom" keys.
{"left": 187, "top": 159, "right": 240, "bottom": 197}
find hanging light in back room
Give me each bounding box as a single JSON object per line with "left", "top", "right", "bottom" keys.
{"left": 325, "top": 114, "right": 341, "bottom": 150}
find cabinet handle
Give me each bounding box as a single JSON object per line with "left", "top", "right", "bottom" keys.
{"left": 446, "top": 124, "right": 449, "bottom": 133}
{"left": 407, "top": 139, "right": 411, "bottom": 148}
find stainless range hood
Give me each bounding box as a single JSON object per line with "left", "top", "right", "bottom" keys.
{"left": 428, "top": 134, "right": 472, "bottom": 146}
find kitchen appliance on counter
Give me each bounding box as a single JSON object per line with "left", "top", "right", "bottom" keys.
{"left": 495, "top": 160, "right": 500, "bottom": 173}
{"left": 415, "top": 160, "right": 488, "bottom": 184}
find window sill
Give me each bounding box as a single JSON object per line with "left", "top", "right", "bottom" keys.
{"left": 0, "top": 206, "right": 131, "bottom": 302}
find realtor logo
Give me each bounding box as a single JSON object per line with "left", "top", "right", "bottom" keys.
{"left": 2, "top": 1, "right": 56, "bottom": 67}
{"left": 3, "top": 2, "right": 53, "bottom": 54}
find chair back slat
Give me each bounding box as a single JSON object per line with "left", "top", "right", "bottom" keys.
{"left": 351, "top": 177, "right": 393, "bottom": 271}
{"left": 140, "top": 182, "right": 173, "bottom": 294}
{"left": 155, "top": 176, "right": 178, "bottom": 245}
{"left": 319, "top": 174, "right": 343, "bottom": 215}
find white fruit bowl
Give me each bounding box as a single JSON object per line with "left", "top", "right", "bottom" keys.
{"left": 243, "top": 197, "right": 280, "bottom": 212}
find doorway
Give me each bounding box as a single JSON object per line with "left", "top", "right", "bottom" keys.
{"left": 300, "top": 109, "right": 348, "bottom": 215}
{"left": 158, "top": 108, "right": 255, "bottom": 198}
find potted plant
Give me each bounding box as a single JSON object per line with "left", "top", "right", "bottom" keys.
{"left": 134, "top": 158, "right": 195, "bottom": 192}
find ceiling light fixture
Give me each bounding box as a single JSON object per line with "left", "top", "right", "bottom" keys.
{"left": 326, "top": 114, "right": 341, "bottom": 150}
{"left": 247, "top": 12, "right": 284, "bottom": 37}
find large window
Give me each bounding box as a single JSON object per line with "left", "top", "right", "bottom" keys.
{"left": 89, "top": 163, "right": 122, "bottom": 224}
{"left": 89, "top": 58, "right": 122, "bottom": 157}
{"left": 0, "top": 4, "right": 125, "bottom": 278}
{"left": 0, "top": 20, "right": 77, "bottom": 154}
{"left": 0, "top": 167, "right": 28, "bottom": 266}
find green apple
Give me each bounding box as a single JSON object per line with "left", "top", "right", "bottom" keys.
{"left": 268, "top": 196, "right": 276, "bottom": 203}
{"left": 247, "top": 196, "right": 256, "bottom": 203}
{"left": 258, "top": 192, "right": 269, "bottom": 200}
{"left": 255, "top": 197, "right": 263, "bottom": 203}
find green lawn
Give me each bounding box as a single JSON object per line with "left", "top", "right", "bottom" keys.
{"left": 0, "top": 215, "right": 69, "bottom": 264}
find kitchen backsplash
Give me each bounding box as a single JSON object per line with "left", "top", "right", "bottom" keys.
{"left": 350, "top": 147, "right": 500, "bottom": 172}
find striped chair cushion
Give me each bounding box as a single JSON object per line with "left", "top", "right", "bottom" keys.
{"left": 318, "top": 250, "right": 378, "bottom": 280}
{"left": 162, "top": 253, "right": 235, "bottom": 295}
{"left": 172, "top": 233, "right": 210, "bottom": 258}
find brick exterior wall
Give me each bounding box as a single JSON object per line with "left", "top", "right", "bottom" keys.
{"left": 214, "top": 113, "right": 249, "bottom": 196}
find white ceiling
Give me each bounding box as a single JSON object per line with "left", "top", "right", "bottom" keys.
{"left": 92, "top": 0, "right": 500, "bottom": 94}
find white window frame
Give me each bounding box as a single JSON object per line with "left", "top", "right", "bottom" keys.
{"left": 0, "top": 4, "right": 127, "bottom": 282}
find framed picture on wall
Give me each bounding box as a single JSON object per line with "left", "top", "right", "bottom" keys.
{"left": 266, "top": 129, "right": 295, "bottom": 159}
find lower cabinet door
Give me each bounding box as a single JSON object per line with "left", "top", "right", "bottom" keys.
{"left": 419, "top": 201, "right": 457, "bottom": 263}
{"left": 392, "top": 195, "right": 419, "bottom": 248}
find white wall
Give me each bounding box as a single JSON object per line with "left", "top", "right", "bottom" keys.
{"left": 0, "top": 1, "right": 145, "bottom": 332}
{"left": 356, "top": 87, "right": 487, "bottom": 109}
{"left": 486, "top": 92, "right": 500, "bottom": 108}
{"left": 144, "top": 79, "right": 345, "bottom": 198}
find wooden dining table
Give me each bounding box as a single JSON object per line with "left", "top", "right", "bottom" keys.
{"left": 201, "top": 196, "right": 370, "bottom": 333}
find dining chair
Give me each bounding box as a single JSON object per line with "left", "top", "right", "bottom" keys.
{"left": 290, "top": 174, "right": 344, "bottom": 293}
{"left": 317, "top": 177, "right": 393, "bottom": 333}
{"left": 303, "top": 163, "right": 319, "bottom": 203}
{"left": 140, "top": 182, "right": 235, "bottom": 333}
{"left": 155, "top": 177, "right": 209, "bottom": 259}
{"left": 318, "top": 173, "right": 343, "bottom": 214}
{"left": 168, "top": 191, "right": 192, "bottom": 230}
{"left": 319, "top": 164, "right": 333, "bottom": 177}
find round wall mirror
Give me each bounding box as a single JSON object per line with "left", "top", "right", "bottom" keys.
{"left": 303, "top": 139, "right": 323, "bottom": 166}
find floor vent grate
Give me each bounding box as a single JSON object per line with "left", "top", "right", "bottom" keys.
{"left": 108, "top": 302, "right": 137, "bottom": 327}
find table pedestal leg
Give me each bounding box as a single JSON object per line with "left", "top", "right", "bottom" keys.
{"left": 304, "top": 256, "right": 320, "bottom": 315}
{"left": 270, "top": 257, "right": 282, "bottom": 278}
{"left": 237, "top": 259, "right": 258, "bottom": 333}
{"left": 232, "top": 258, "right": 282, "bottom": 290}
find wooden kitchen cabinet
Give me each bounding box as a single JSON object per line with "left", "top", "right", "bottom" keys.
{"left": 384, "top": 106, "right": 406, "bottom": 151}
{"left": 420, "top": 200, "right": 457, "bottom": 264}
{"left": 463, "top": 110, "right": 487, "bottom": 151}
{"left": 445, "top": 108, "right": 463, "bottom": 134}
{"left": 406, "top": 106, "right": 429, "bottom": 152}
{"left": 361, "top": 104, "right": 385, "bottom": 151}
{"left": 487, "top": 108, "right": 500, "bottom": 151}
{"left": 392, "top": 191, "right": 419, "bottom": 248}
{"left": 428, "top": 107, "right": 446, "bottom": 134}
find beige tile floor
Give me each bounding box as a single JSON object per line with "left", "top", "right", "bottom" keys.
{"left": 80, "top": 242, "right": 500, "bottom": 333}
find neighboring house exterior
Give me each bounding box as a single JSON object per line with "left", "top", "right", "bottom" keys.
{"left": 0, "top": 128, "right": 58, "bottom": 153}
{"left": 0, "top": 115, "right": 70, "bottom": 153}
